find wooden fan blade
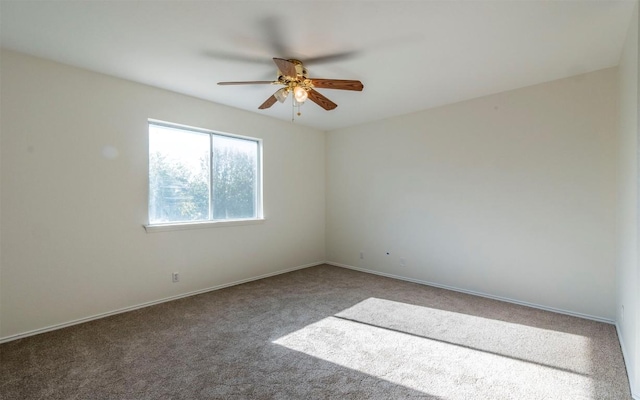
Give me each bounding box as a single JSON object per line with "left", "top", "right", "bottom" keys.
{"left": 305, "top": 51, "right": 360, "bottom": 65}
{"left": 307, "top": 89, "right": 338, "bottom": 110}
{"left": 203, "top": 50, "right": 271, "bottom": 65}
{"left": 273, "top": 58, "right": 297, "bottom": 78}
{"left": 218, "top": 81, "right": 275, "bottom": 85}
{"left": 310, "top": 79, "right": 364, "bottom": 91}
{"left": 258, "top": 95, "right": 278, "bottom": 110}
{"left": 259, "top": 16, "right": 290, "bottom": 57}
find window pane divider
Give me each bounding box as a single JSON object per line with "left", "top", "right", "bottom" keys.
{"left": 209, "top": 135, "right": 214, "bottom": 221}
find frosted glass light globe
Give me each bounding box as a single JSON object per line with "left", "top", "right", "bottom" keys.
{"left": 294, "top": 86, "right": 308, "bottom": 102}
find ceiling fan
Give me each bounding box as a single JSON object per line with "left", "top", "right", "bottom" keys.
{"left": 218, "top": 58, "right": 364, "bottom": 111}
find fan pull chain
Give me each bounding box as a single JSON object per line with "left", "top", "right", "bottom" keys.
{"left": 291, "top": 98, "right": 304, "bottom": 122}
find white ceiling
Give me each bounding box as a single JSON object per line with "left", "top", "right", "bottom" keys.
{"left": 0, "top": 1, "right": 636, "bottom": 131}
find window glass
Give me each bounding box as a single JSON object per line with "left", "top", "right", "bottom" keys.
{"left": 212, "top": 135, "right": 258, "bottom": 220}
{"left": 148, "top": 121, "right": 260, "bottom": 225}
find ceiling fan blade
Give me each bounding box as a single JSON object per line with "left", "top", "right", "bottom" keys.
{"left": 273, "top": 58, "right": 297, "bottom": 78}
{"left": 310, "top": 79, "right": 364, "bottom": 91}
{"left": 218, "top": 81, "right": 275, "bottom": 85}
{"left": 307, "top": 89, "right": 338, "bottom": 111}
{"left": 305, "top": 51, "right": 361, "bottom": 65}
{"left": 258, "top": 95, "right": 278, "bottom": 110}
{"left": 259, "top": 16, "right": 290, "bottom": 57}
{"left": 203, "top": 50, "right": 271, "bottom": 65}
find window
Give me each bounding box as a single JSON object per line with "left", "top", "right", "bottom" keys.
{"left": 148, "top": 120, "right": 262, "bottom": 227}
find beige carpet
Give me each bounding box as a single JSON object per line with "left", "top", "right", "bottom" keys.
{"left": 0, "top": 265, "right": 632, "bottom": 399}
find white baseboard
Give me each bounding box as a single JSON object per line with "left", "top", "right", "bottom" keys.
{"left": 0, "top": 260, "right": 620, "bottom": 342}
{"left": 4, "top": 260, "right": 636, "bottom": 397}
{"left": 327, "top": 261, "right": 615, "bottom": 325}
{"left": 616, "top": 323, "right": 639, "bottom": 399}
{"left": 0, "top": 261, "right": 324, "bottom": 344}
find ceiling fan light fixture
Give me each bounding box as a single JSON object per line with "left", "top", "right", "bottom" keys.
{"left": 293, "top": 85, "right": 308, "bottom": 103}
{"left": 275, "top": 88, "right": 289, "bottom": 103}
{"left": 219, "top": 58, "right": 361, "bottom": 112}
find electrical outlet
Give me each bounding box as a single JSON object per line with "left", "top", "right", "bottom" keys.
{"left": 172, "top": 272, "right": 179, "bottom": 283}
{"left": 360, "top": 251, "right": 364, "bottom": 260}
{"left": 400, "top": 258, "right": 406, "bottom": 267}
{"left": 621, "top": 305, "right": 624, "bottom": 323}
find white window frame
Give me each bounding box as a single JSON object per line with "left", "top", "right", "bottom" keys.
{"left": 144, "top": 119, "right": 264, "bottom": 233}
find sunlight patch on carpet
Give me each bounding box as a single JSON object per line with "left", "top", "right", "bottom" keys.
{"left": 273, "top": 298, "right": 594, "bottom": 399}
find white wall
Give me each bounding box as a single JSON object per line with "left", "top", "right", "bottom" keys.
{"left": 0, "top": 50, "right": 3, "bottom": 337}
{"left": 326, "top": 68, "right": 618, "bottom": 320}
{"left": 0, "top": 41, "right": 631, "bottom": 364}
{"left": 0, "top": 50, "right": 326, "bottom": 340}
{"left": 616, "top": 1, "right": 640, "bottom": 397}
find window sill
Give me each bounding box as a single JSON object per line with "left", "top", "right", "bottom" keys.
{"left": 144, "top": 218, "right": 266, "bottom": 233}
